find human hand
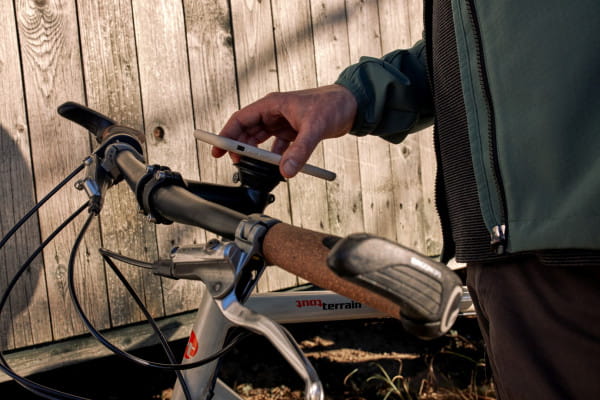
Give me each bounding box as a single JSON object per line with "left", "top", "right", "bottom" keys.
{"left": 213, "top": 84, "right": 357, "bottom": 178}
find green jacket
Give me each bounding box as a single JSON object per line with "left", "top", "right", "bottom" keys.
{"left": 336, "top": 0, "right": 600, "bottom": 255}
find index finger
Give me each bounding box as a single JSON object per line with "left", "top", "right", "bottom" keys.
{"left": 212, "top": 114, "right": 245, "bottom": 158}
{"left": 214, "top": 95, "right": 285, "bottom": 157}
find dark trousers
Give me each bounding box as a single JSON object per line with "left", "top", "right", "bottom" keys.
{"left": 467, "top": 256, "right": 600, "bottom": 399}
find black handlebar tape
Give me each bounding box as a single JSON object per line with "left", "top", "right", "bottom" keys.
{"left": 114, "top": 150, "right": 245, "bottom": 239}
{"left": 261, "top": 223, "right": 404, "bottom": 319}
{"left": 327, "top": 234, "right": 462, "bottom": 339}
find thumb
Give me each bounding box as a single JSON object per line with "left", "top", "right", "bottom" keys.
{"left": 281, "top": 157, "right": 301, "bottom": 179}
{"left": 279, "top": 127, "right": 323, "bottom": 178}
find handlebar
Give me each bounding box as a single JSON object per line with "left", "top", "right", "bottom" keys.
{"left": 114, "top": 150, "right": 244, "bottom": 239}
{"left": 59, "top": 102, "right": 462, "bottom": 339}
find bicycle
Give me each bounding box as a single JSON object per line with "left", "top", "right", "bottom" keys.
{"left": 0, "top": 102, "right": 471, "bottom": 400}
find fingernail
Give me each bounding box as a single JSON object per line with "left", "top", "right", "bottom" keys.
{"left": 282, "top": 159, "right": 299, "bottom": 177}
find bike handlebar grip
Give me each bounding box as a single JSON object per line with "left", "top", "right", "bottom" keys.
{"left": 327, "top": 234, "right": 462, "bottom": 339}
{"left": 261, "top": 223, "right": 403, "bottom": 319}
{"left": 58, "top": 102, "right": 116, "bottom": 142}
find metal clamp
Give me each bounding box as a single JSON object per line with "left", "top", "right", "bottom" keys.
{"left": 134, "top": 165, "right": 187, "bottom": 224}
{"left": 134, "top": 164, "right": 163, "bottom": 213}
{"left": 101, "top": 142, "right": 145, "bottom": 182}
{"left": 234, "top": 214, "right": 280, "bottom": 256}
{"left": 75, "top": 155, "right": 110, "bottom": 215}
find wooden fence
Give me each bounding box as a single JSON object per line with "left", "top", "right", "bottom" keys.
{"left": 0, "top": 0, "right": 440, "bottom": 351}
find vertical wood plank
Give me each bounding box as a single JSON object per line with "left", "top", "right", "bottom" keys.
{"left": 15, "top": 0, "right": 110, "bottom": 340}
{"left": 230, "top": 0, "right": 296, "bottom": 291}
{"left": 271, "top": 0, "right": 331, "bottom": 235}
{"left": 407, "top": 0, "right": 442, "bottom": 255}
{"left": 184, "top": 0, "right": 238, "bottom": 187}
{"left": 271, "top": 0, "right": 329, "bottom": 286}
{"left": 346, "top": 0, "right": 398, "bottom": 242}
{"left": 310, "top": 0, "right": 365, "bottom": 237}
{"left": 0, "top": 0, "right": 52, "bottom": 350}
{"left": 378, "top": 0, "right": 428, "bottom": 251}
{"left": 132, "top": 0, "right": 204, "bottom": 314}
{"left": 77, "top": 0, "right": 164, "bottom": 327}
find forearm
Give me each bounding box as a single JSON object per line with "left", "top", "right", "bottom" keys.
{"left": 335, "top": 40, "right": 433, "bottom": 143}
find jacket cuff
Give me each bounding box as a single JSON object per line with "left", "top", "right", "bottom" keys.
{"left": 335, "top": 70, "right": 375, "bottom": 136}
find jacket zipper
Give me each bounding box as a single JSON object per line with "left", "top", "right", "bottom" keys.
{"left": 423, "top": 0, "right": 508, "bottom": 258}
{"left": 465, "top": 0, "right": 508, "bottom": 254}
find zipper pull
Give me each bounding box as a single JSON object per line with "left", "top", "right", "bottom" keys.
{"left": 490, "top": 224, "right": 506, "bottom": 255}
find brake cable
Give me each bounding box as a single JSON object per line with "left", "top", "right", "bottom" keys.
{"left": 0, "top": 163, "right": 84, "bottom": 252}
{"left": 68, "top": 215, "right": 251, "bottom": 370}
{"left": 68, "top": 213, "right": 256, "bottom": 400}
{"left": 0, "top": 201, "right": 90, "bottom": 400}
{"left": 0, "top": 162, "right": 89, "bottom": 400}
{"left": 0, "top": 161, "right": 250, "bottom": 399}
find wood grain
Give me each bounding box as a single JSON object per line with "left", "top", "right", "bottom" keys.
{"left": 346, "top": 0, "right": 398, "bottom": 242}
{"left": 0, "top": 0, "right": 52, "bottom": 350}
{"left": 378, "top": 0, "right": 429, "bottom": 252}
{"left": 185, "top": 0, "right": 239, "bottom": 187}
{"left": 77, "top": 0, "right": 164, "bottom": 327}
{"left": 16, "top": 0, "right": 110, "bottom": 340}
{"left": 310, "top": 0, "right": 365, "bottom": 237}
{"left": 230, "top": 0, "right": 297, "bottom": 291}
{"left": 131, "top": 0, "right": 204, "bottom": 314}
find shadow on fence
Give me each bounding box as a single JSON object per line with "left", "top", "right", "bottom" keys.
{"left": 0, "top": 124, "right": 49, "bottom": 351}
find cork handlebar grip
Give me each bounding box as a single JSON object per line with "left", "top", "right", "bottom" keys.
{"left": 261, "top": 222, "right": 402, "bottom": 319}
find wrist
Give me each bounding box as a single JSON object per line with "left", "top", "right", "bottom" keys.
{"left": 332, "top": 80, "right": 369, "bottom": 136}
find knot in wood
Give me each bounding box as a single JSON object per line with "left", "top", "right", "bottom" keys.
{"left": 153, "top": 126, "right": 165, "bottom": 140}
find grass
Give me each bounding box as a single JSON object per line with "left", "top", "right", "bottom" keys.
{"left": 342, "top": 325, "right": 496, "bottom": 400}
{"left": 364, "top": 362, "right": 414, "bottom": 400}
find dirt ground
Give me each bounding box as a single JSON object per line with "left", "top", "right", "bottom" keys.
{"left": 217, "top": 318, "right": 495, "bottom": 400}
{"left": 1, "top": 317, "right": 495, "bottom": 400}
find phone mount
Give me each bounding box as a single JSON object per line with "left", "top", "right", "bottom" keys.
{"left": 234, "top": 156, "right": 284, "bottom": 191}
{"left": 184, "top": 157, "right": 284, "bottom": 216}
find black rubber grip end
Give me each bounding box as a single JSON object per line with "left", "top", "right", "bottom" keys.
{"left": 327, "top": 233, "right": 462, "bottom": 339}
{"left": 58, "top": 102, "right": 116, "bottom": 142}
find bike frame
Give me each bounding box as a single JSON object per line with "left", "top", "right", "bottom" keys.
{"left": 171, "top": 275, "right": 474, "bottom": 400}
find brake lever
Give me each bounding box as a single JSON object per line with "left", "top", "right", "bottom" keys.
{"left": 212, "top": 214, "right": 324, "bottom": 400}
{"left": 216, "top": 295, "right": 324, "bottom": 400}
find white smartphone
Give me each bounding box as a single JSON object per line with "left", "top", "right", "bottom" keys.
{"left": 194, "top": 129, "right": 336, "bottom": 181}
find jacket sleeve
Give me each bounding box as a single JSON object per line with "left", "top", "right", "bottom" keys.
{"left": 335, "top": 40, "right": 433, "bottom": 144}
